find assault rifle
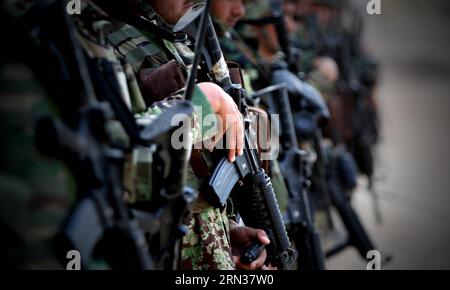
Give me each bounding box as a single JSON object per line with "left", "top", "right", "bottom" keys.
{"left": 252, "top": 84, "right": 326, "bottom": 270}
{"left": 304, "top": 9, "right": 382, "bottom": 223}
{"left": 173, "top": 2, "right": 297, "bottom": 270}
{"left": 27, "top": 0, "right": 195, "bottom": 269}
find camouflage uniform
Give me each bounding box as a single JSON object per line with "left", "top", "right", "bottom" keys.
{"left": 215, "top": 22, "right": 269, "bottom": 93}
{"left": 104, "top": 7, "right": 235, "bottom": 270}
{"left": 0, "top": 62, "right": 78, "bottom": 270}
{"left": 0, "top": 2, "right": 77, "bottom": 269}
{"left": 0, "top": 0, "right": 163, "bottom": 269}
{"left": 295, "top": 0, "right": 357, "bottom": 144}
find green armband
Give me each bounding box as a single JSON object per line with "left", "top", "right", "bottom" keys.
{"left": 191, "top": 85, "right": 219, "bottom": 143}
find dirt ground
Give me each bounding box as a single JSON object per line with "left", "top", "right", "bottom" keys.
{"left": 325, "top": 0, "right": 450, "bottom": 270}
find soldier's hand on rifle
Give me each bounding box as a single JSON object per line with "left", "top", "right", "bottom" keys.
{"left": 229, "top": 225, "right": 272, "bottom": 270}
{"left": 198, "top": 82, "right": 244, "bottom": 162}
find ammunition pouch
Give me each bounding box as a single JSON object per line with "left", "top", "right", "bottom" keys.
{"left": 139, "top": 60, "right": 186, "bottom": 106}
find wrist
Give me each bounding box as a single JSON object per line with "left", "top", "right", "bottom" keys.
{"left": 197, "top": 82, "right": 221, "bottom": 113}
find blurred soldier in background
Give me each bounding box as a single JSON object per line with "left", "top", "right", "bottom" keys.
{"left": 211, "top": 0, "right": 384, "bottom": 268}
{"left": 294, "top": 0, "right": 381, "bottom": 176}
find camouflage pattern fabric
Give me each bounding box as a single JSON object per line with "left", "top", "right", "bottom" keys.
{"left": 214, "top": 21, "right": 271, "bottom": 92}
{"left": 105, "top": 23, "right": 172, "bottom": 72}
{"left": 215, "top": 22, "right": 256, "bottom": 71}
{"left": 0, "top": 0, "right": 148, "bottom": 269}
{"left": 105, "top": 13, "right": 235, "bottom": 270}
{"left": 0, "top": 0, "right": 79, "bottom": 270}
{"left": 0, "top": 60, "right": 76, "bottom": 270}
{"left": 105, "top": 21, "right": 217, "bottom": 143}
{"left": 180, "top": 208, "right": 236, "bottom": 270}
{"left": 244, "top": 0, "right": 272, "bottom": 20}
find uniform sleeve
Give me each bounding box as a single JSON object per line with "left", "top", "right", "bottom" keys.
{"left": 135, "top": 84, "right": 219, "bottom": 144}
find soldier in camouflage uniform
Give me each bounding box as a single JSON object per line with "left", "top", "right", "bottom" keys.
{"left": 285, "top": 0, "right": 339, "bottom": 92}
{"left": 98, "top": 0, "right": 270, "bottom": 270}
{"left": 282, "top": 0, "right": 349, "bottom": 144}
{"left": 292, "top": 0, "right": 380, "bottom": 150}
{"left": 0, "top": 1, "right": 77, "bottom": 269}
{"left": 2, "top": 0, "right": 86, "bottom": 269}
{"left": 0, "top": 0, "right": 174, "bottom": 269}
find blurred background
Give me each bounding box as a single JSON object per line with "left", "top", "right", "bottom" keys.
{"left": 326, "top": 0, "right": 450, "bottom": 269}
